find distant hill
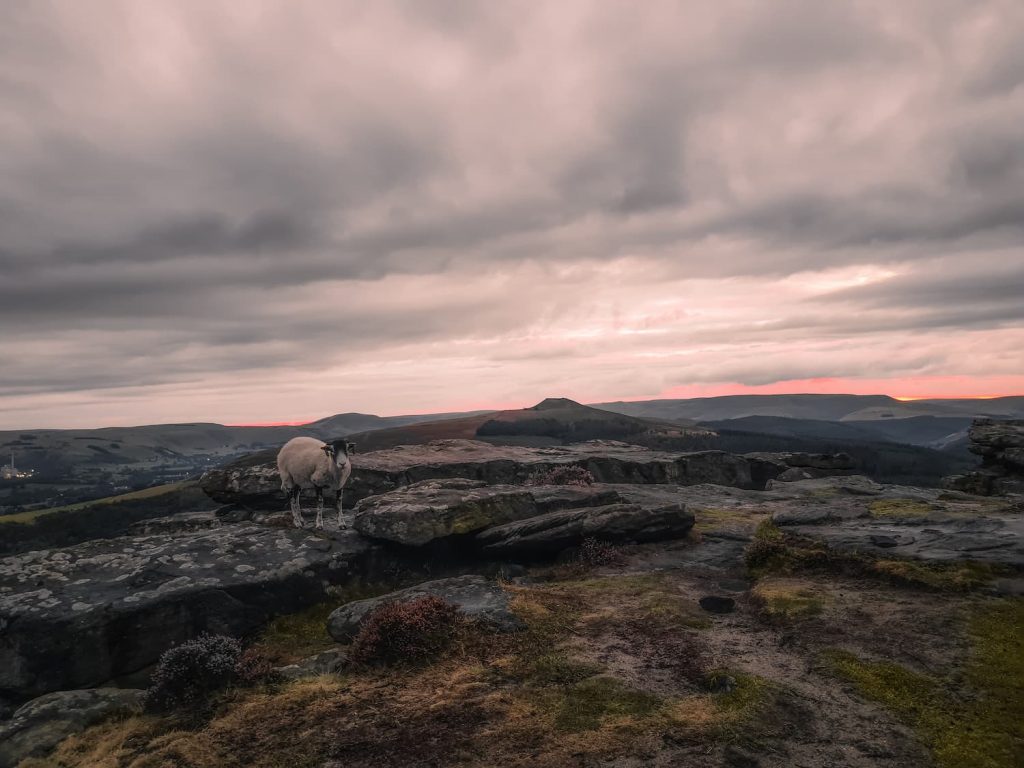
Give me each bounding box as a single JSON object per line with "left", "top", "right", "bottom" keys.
{"left": 346, "top": 398, "right": 713, "bottom": 453}
{"left": 701, "top": 414, "right": 975, "bottom": 451}
{"left": 307, "top": 410, "right": 494, "bottom": 437}
{"left": 0, "top": 410, "right": 491, "bottom": 474}
{"left": 594, "top": 394, "right": 1024, "bottom": 423}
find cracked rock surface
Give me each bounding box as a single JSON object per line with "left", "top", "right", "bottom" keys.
{"left": 0, "top": 525, "right": 378, "bottom": 700}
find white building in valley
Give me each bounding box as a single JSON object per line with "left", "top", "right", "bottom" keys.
{"left": 1, "top": 453, "right": 31, "bottom": 480}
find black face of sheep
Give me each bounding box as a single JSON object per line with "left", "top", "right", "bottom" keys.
{"left": 330, "top": 440, "right": 356, "bottom": 456}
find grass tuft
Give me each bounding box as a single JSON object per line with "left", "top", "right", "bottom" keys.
{"left": 871, "top": 559, "right": 1007, "bottom": 591}
{"left": 869, "top": 498, "right": 934, "bottom": 518}
{"left": 551, "top": 676, "right": 663, "bottom": 732}
{"left": 751, "top": 579, "right": 827, "bottom": 621}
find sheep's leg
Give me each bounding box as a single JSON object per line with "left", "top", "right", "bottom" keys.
{"left": 314, "top": 486, "right": 325, "bottom": 530}
{"left": 335, "top": 489, "right": 345, "bottom": 529}
{"left": 289, "top": 486, "right": 304, "bottom": 528}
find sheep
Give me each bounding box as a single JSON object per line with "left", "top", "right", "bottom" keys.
{"left": 276, "top": 436, "right": 356, "bottom": 529}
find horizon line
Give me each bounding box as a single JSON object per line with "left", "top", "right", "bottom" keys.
{"left": 222, "top": 391, "right": 1021, "bottom": 428}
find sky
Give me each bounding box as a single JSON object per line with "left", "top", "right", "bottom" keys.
{"left": 1, "top": 1, "right": 1023, "bottom": 429}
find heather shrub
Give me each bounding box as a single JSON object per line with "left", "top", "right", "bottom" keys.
{"left": 578, "top": 537, "right": 626, "bottom": 567}
{"left": 234, "top": 646, "right": 276, "bottom": 685}
{"left": 527, "top": 465, "right": 595, "bottom": 487}
{"left": 145, "top": 633, "right": 242, "bottom": 712}
{"left": 350, "top": 595, "right": 463, "bottom": 665}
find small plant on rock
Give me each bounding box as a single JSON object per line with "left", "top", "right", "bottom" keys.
{"left": 145, "top": 633, "right": 242, "bottom": 712}
{"left": 234, "top": 646, "right": 277, "bottom": 685}
{"left": 578, "top": 537, "right": 626, "bottom": 567}
{"left": 743, "top": 519, "right": 789, "bottom": 572}
{"left": 527, "top": 465, "right": 595, "bottom": 487}
{"left": 350, "top": 595, "right": 463, "bottom": 665}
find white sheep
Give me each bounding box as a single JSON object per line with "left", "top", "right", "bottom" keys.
{"left": 276, "top": 436, "right": 355, "bottom": 529}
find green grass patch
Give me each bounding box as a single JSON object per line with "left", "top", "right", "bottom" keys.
{"left": 552, "top": 676, "right": 663, "bottom": 732}
{"left": 544, "top": 573, "right": 711, "bottom": 630}
{"left": 751, "top": 580, "right": 826, "bottom": 621}
{"left": 823, "top": 598, "right": 1024, "bottom": 768}
{"left": 871, "top": 559, "right": 1008, "bottom": 591}
{"left": 692, "top": 506, "right": 765, "bottom": 534}
{"left": 529, "top": 653, "right": 604, "bottom": 686}
{"left": 663, "top": 672, "right": 774, "bottom": 744}
{"left": 0, "top": 481, "right": 191, "bottom": 525}
{"left": 712, "top": 671, "right": 774, "bottom": 720}
{"left": 869, "top": 498, "right": 934, "bottom": 518}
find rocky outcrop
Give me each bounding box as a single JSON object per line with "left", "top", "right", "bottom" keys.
{"left": 0, "top": 688, "right": 144, "bottom": 768}
{"left": 769, "top": 476, "right": 1024, "bottom": 565}
{"left": 0, "top": 525, "right": 389, "bottom": 702}
{"left": 201, "top": 462, "right": 283, "bottom": 511}
{"left": 201, "top": 439, "right": 856, "bottom": 512}
{"left": 944, "top": 419, "right": 1024, "bottom": 496}
{"left": 352, "top": 479, "right": 622, "bottom": 547}
{"left": 351, "top": 479, "right": 695, "bottom": 553}
{"left": 327, "top": 575, "right": 523, "bottom": 641}
{"left": 476, "top": 501, "right": 694, "bottom": 556}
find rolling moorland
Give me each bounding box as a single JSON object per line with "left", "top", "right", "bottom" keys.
{"left": 5, "top": 395, "right": 1018, "bottom": 517}
{"left": 0, "top": 406, "right": 1022, "bottom": 768}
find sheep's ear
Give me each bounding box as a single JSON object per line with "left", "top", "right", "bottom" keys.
{"left": 346, "top": 442, "right": 357, "bottom": 455}
{"left": 321, "top": 445, "right": 333, "bottom": 455}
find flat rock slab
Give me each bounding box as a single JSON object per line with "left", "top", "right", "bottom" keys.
{"left": 0, "top": 688, "right": 144, "bottom": 768}
{"left": 327, "top": 574, "right": 524, "bottom": 641}
{"left": 353, "top": 479, "right": 625, "bottom": 546}
{"left": 0, "top": 525, "right": 379, "bottom": 701}
{"left": 787, "top": 518, "right": 1024, "bottom": 565}
{"left": 765, "top": 476, "right": 1024, "bottom": 565}
{"left": 202, "top": 439, "right": 855, "bottom": 511}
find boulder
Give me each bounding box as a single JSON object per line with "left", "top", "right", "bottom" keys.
{"left": 943, "top": 472, "right": 998, "bottom": 496}
{"left": 201, "top": 462, "right": 283, "bottom": 510}
{"left": 327, "top": 575, "right": 524, "bottom": 641}
{"left": 969, "top": 419, "right": 1024, "bottom": 463}
{"left": 475, "top": 502, "right": 694, "bottom": 557}
{"left": 352, "top": 480, "right": 538, "bottom": 546}
{"left": 0, "top": 525, "right": 387, "bottom": 702}
{"left": 352, "top": 479, "right": 623, "bottom": 547}
{"left": 947, "top": 419, "right": 1024, "bottom": 495}
{"left": 0, "top": 688, "right": 144, "bottom": 768}
{"left": 201, "top": 439, "right": 856, "bottom": 511}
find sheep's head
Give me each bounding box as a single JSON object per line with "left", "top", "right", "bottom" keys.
{"left": 327, "top": 440, "right": 356, "bottom": 468}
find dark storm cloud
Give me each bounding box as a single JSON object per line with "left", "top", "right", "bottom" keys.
{"left": 1, "top": 0, "right": 1022, "bottom": 426}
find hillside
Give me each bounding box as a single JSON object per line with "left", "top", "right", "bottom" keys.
{"left": 595, "top": 394, "right": 1024, "bottom": 424}
{"left": 0, "top": 411, "right": 490, "bottom": 474}
{"left": 702, "top": 415, "right": 975, "bottom": 451}
{"left": 346, "top": 398, "right": 713, "bottom": 452}
{"left": 0, "top": 410, "right": 491, "bottom": 515}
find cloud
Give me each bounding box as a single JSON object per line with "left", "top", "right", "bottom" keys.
{"left": 0, "top": 0, "right": 1022, "bottom": 427}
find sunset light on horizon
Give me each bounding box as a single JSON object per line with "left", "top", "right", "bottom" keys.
{"left": 1, "top": 1, "right": 1021, "bottom": 430}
